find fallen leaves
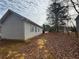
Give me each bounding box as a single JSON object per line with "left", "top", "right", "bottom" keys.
{"left": 37, "top": 37, "right": 47, "bottom": 49}
{"left": 6, "top": 51, "right": 25, "bottom": 59}
{"left": 0, "top": 34, "right": 56, "bottom": 59}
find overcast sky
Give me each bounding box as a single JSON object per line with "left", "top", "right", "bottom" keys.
{"left": 0, "top": 0, "right": 78, "bottom": 27}
{"left": 0, "top": 0, "right": 50, "bottom": 26}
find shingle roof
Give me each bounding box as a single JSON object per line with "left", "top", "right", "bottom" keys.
{"left": 0, "top": 9, "right": 42, "bottom": 28}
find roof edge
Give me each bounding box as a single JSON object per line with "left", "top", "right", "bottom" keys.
{"left": 0, "top": 9, "right": 43, "bottom": 28}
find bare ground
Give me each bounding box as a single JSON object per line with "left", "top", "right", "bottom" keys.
{"left": 0, "top": 33, "right": 79, "bottom": 59}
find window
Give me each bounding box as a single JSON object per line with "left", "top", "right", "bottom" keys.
{"left": 30, "top": 25, "right": 39, "bottom": 32}
{"left": 38, "top": 28, "right": 40, "bottom": 32}
{"left": 35, "top": 26, "right": 37, "bottom": 32}
{"left": 30, "top": 25, "right": 34, "bottom": 32}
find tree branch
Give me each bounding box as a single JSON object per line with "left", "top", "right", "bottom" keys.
{"left": 70, "top": 0, "right": 79, "bottom": 14}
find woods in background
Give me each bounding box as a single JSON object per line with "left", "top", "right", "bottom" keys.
{"left": 43, "top": 0, "right": 79, "bottom": 37}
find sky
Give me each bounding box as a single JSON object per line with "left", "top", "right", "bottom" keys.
{"left": 0, "top": 0, "right": 50, "bottom": 26}
{"left": 0, "top": 0, "right": 78, "bottom": 27}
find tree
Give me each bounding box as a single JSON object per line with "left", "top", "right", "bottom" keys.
{"left": 43, "top": 24, "right": 50, "bottom": 33}
{"left": 70, "top": 0, "right": 79, "bottom": 14}
{"left": 50, "top": 0, "right": 79, "bottom": 37}
{"left": 47, "top": 1, "right": 69, "bottom": 32}
{"left": 66, "top": 0, "right": 79, "bottom": 37}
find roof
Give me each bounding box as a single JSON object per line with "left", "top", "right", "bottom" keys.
{"left": 75, "top": 15, "right": 79, "bottom": 21}
{"left": 0, "top": 9, "right": 42, "bottom": 28}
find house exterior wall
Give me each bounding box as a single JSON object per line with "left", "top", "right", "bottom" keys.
{"left": 76, "top": 20, "right": 79, "bottom": 32}
{"left": 1, "top": 13, "right": 24, "bottom": 40}
{"left": 24, "top": 21, "right": 42, "bottom": 40}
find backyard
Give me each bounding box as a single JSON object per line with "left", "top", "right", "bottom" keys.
{"left": 0, "top": 32, "right": 79, "bottom": 59}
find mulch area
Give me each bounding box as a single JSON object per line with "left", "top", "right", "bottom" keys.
{"left": 0, "top": 33, "right": 79, "bottom": 59}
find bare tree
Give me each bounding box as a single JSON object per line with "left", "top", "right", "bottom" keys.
{"left": 70, "top": 0, "right": 79, "bottom": 14}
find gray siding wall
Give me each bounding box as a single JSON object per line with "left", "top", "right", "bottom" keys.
{"left": 24, "top": 22, "right": 42, "bottom": 40}
{"left": 1, "top": 13, "right": 24, "bottom": 40}
{"left": 76, "top": 20, "right": 79, "bottom": 32}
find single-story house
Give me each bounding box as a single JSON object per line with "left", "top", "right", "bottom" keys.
{"left": 75, "top": 15, "right": 79, "bottom": 32}
{"left": 0, "top": 9, "right": 43, "bottom": 40}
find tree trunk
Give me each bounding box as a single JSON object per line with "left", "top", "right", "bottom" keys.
{"left": 55, "top": 14, "right": 59, "bottom": 32}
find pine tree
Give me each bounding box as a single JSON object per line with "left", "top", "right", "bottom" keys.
{"left": 47, "top": 1, "right": 69, "bottom": 32}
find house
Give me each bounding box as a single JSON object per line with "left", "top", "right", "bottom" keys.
{"left": 75, "top": 15, "right": 79, "bottom": 32}
{"left": 0, "top": 9, "right": 43, "bottom": 40}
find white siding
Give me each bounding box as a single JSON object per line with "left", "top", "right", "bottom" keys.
{"left": 24, "top": 22, "right": 42, "bottom": 40}
{"left": 1, "top": 13, "right": 24, "bottom": 40}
